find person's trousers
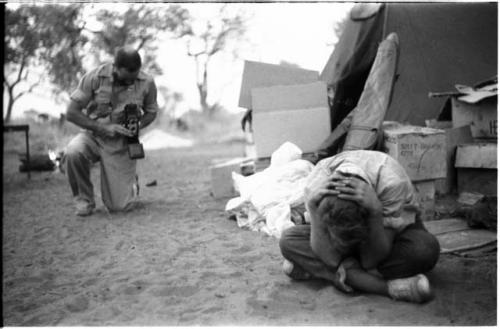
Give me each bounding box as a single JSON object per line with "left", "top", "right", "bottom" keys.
{"left": 64, "top": 131, "right": 137, "bottom": 211}
{"left": 279, "top": 220, "right": 440, "bottom": 282}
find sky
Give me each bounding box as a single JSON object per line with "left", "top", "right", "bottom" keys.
{"left": 4, "top": 2, "right": 353, "bottom": 119}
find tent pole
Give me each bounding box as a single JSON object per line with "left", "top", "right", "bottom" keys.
{"left": 382, "top": 3, "right": 389, "bottom": 38}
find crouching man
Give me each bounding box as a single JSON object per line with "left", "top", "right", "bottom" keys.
{"left": 63, "top": 46, "right": 158, "bottom": 216}
{"left": 279, "top": 150, "right": 440, "bottom": 303}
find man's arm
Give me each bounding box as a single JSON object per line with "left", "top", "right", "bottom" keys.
{"left": 140, "top": 79, "right": 159, "bottom": 130}
{"left": 66, "top": 100, "right": 133, "bottom": 138}
{"left": 332, "top": 175, "right": 395, "bottom": 269}
{"left": 309, "top": 208, "right": 342, "bottom": 271}
{"left": 305, "top": 179, "right": 343, "bottom": 271}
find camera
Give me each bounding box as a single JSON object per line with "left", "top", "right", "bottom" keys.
{"left": 123, "top": 103, "right": 145, "bottom": 159}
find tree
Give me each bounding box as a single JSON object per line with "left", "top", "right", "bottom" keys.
{"left": 4, "top": 4, "right": 88, "bottom": 122}
{"left": 329, "top": 15, "right": 348, "bottom": 48}
{"left": 89, "top": 4, "right": 191, "bottom": 75}
{"left": 179, "top": 5, "right": 247, "bottom": 115}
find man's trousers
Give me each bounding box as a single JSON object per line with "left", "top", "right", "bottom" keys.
{"left": 64, "top": 131, "right": 137, "bottom": 211}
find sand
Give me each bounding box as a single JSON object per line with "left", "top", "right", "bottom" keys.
{"left": 2, "top": 141, "right": 496, "bottom": 326}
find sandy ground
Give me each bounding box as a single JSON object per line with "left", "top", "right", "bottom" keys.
{"left": 2, "top": 141, "right": 497, "bottom": 326}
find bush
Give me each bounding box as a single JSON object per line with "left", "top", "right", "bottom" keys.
{"left": 175, "top": 107, "right": 245, "bottom": 144}
{"left": 4, "top": 117, "right": 80, "bottom": 156}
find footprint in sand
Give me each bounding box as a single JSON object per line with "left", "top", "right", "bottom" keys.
{"left": 21, "top": 310, "right": 65, "bottom": 326}
{"left": 150, "top": 285, "right": 199, "bottom": 298}
{"left": 121, "top": 280, "right": 151, "bottom": 295}
{"left": 65, "top": 295, "right": 89, "bottom": 313}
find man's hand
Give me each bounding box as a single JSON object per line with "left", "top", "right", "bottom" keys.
{"left": 306, "top": 177, "right": 344, "bottom": 271}
{"left": 331, "top": 174, "right": 382, "bottom": 216}
{"left": 305, "top": 177, "right": 341, "bottom": 218}
{"left": 97, "top": 123, "right": 134, "bottom": 138}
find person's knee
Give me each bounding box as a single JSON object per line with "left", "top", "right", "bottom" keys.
{"left": 64, "top": 143, "right": 85, "bottom": 163}
{"left": 415, "top": 233, "right": 440, "bottom": 270}
{"left": 405, "top": 231, "right": 440, "bottom": 272}
{"left": 379, "top": 229, "right": 441, "bottom": 279}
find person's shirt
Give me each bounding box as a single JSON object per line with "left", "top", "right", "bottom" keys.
{"left": 69, "top": 63, "right": 159, "bottom": 121}
{"left": 304, "top": 150, "right": 419, "bottom": 232}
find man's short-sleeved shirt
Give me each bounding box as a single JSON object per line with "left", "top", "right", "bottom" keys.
{"left": 70, "top": 63, "right": 159, "bottom": 120}
{"left": 305, "top": 150, "right": 419, "bottom": 232}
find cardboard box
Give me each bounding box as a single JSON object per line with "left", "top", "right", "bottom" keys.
{"left": 238, "top": 60, "right": 319, "bottom": 109}
{"left": 250, "top": 81, "right": 330, "bottom": 158}
{"left": 455, "top": 143, "right": 497, "bottom": 196}
{"left": 252, "top": 81, "right": 328, "bottom": 112}
{"left": 253, "top": 108, "right": 331, "bottom": 158}
{"left": 210, "top": 158, "right": 249, "bottom": 199}
{"left": 425, "top": 123, "right": 473, "bottom": 194}
{"left": 383, "top": 123, "right": 447, "bottom": 181}
{"left": 452, "top": 97, "right": 497, "bottom": 139}
{"left": 413, "top": 180, "right": 436, "bottom": 221}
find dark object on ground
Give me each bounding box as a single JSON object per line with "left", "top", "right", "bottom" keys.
{"left": 455, "top": 196, "right": 497, "bottom": 231}
{"left": 175, "top": 118, "right": 189, "bottom": 131}
{"left": 19, "top": 154, "right": 54, "bottom": 172}
{"left": 464, "top": 196, "right": 497, "bottom": 231}
{"left": 146, "top": 180, "right": 157, "bottom": 187}
{"left": 4, "top": 124, "right": 31, "bottom": 178}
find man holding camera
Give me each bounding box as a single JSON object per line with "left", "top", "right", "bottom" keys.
{"left": 63, "top": 46, "right": 158, "bottom": 216}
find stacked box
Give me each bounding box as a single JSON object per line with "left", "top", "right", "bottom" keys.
{"left": 429, "top": 124, "right": 473, "bottom": 194}
{"left": 210, "top": 157, "right": 249, "bottom": 199}
{"left": 452, "top": 97, "right": 497, "bottom": 139}
{"left": 455, "top": 143, "right": 497, "bottom": 196}
{"left": 251, "top": 81, "right": 330, "bottom": 158}
{"left": 238, "top": 60, "right": 319, "bottom": 109}
{"left": 383, "top": 123, "right": 447, "bottom": 181}
{"left": 413, "top": 180, "right": 436, "bottom": 221}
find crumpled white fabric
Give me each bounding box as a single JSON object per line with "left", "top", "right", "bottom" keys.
{"left": 225, "top": 142, "right": 313, "bottom": 238}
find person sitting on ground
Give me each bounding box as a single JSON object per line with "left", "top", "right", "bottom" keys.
{"left": 279, "top": 150, "right": 440, "bottom": 303}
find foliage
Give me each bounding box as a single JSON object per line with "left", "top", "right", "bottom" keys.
{"left": 155, "top": 85, "right": 184, "bottom": 126}
{"left": 89, "top": 4, "right": 191, "bottom": 75}
{"left": 332, "top": 15, "right": 348, "bottom": 46}
{"left": 3, "top": 117, "right": 81, "bottom": 156}
{"left": 4, "top": 4, "right": 88, "bottom": 122}
{"left": 178, "top": 5, "right": 247, "bottom": 114}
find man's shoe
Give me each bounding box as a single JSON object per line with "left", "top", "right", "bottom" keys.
{"left": 75, "top": 202, "right": 95, "bottom": 217}
{"left": 283, "top": 259, "right": 312, "bottom": 280}
{"left": 387, "top": 274, "right": 434, "bottom": 303}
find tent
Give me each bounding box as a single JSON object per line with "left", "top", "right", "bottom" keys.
{"left": 320, "top": 2, "right": 498, "bottom": 130}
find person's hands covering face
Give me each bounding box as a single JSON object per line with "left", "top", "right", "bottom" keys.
{"left": 305, "top": 177, "right": 340, "bottom": 217}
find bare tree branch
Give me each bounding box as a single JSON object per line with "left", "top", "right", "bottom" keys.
{"left": 136, "top": 35, "right": 152, "bottom": 51}
{"left": 13, "top": 56, "right": 27, "bottom": 86}
{"left": 4, "top": 74, "right": 12, "bottom": 89}
{"left": 14, "top": 77, "right": 42, "bottom": 101}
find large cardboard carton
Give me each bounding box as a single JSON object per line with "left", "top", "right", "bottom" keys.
{"left": 252, "top": 81, "right": 327, "bottom": 112}
{"left": 383, "top": 123, "right": 447, "bottom": 181}
{"left": 251, "top": 81, "right": 330, "bottom": 158}
{"left": 452, "top": 97, "right": 497, "bottom": 139}
{"left": 210, "top": 158, "right": 250, "bottom": 199}
{"left": 252, "top": 108, "right": 330, "bottom": 158}
{"left": 424, "top": 122, "right": 474, "bottom": 194}
{"left": 238, "top": 60, "right": 319, "bottom": 109}
{"left": 455, "top": 143, "right": 497, "bottom": 196}
{"left": 413, "top": 180, "right": 436, "bottom": 221}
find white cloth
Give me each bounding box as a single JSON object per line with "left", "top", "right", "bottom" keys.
{"left": 226, "top": 142, "right": 314, "bottom": 238}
